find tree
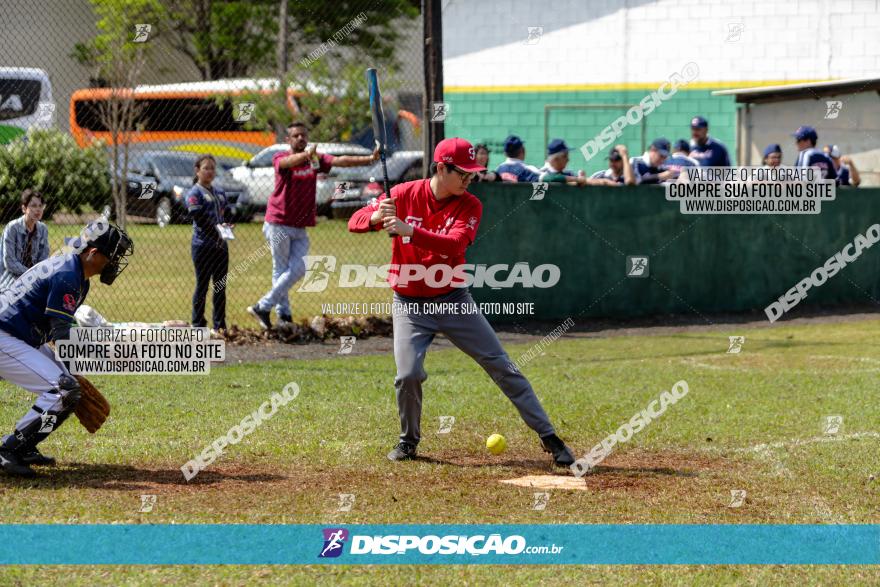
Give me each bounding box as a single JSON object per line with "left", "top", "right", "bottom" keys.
{"left": 230, "top": 59, "right": 388, "bottom": 145}
{"left": 0, "top": 131, "right": 110, "bottom": 222}
{"left": 71, "top": 0, "right": 165, "bottom": 227}
{"left": 160, "top": 0, "right": 418, "bottom": 81}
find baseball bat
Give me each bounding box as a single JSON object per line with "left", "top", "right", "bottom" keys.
{"left": 366, "top": 68, "right": 396, "bottom": 238}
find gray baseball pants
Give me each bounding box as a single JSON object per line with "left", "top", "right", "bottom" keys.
{"left": 392, "top": 287, "right": 556, "bottom": 445}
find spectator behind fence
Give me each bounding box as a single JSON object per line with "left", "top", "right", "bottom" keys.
{"left": 665, "top": 139, "right": 700, "bottom": 179}
{"left": 495, "top": 135, "right": 542, "bottom": 182}
{"left": 539, "top": 139, "right": 576, "bottom": 178}
{"left": 539, "top": 139, "right": 579, "bottom": 184}
{"left": 539, "top": 139, "right": 574, "bottom": 184}
{"left": 791, "top": 126, "right": 836, "bottom": 181}
{"left": 472, "top": 144, "right": 500, "bottom": 182}
{"left": 540, "top": 139, "right": 617, "bottom": 186}
{"left": 0, "top": 189, "right": 49, "bottom": 292}
{"left": 186, "top": 155, "right": 232, "bottom": 335}
{"left": 248, "top": 121, "right": 378, "bottom": 330}
{"left": 630, "top": 139, "right": 675, "bottom": 185}
{"left": 763, "top": 144, "right": 782, "bottom": 168}
{"left": 688, "top": 116, "right": 731, "bottom": 167}
{"left": 824, "top": 145, "right": 860, "bottom": 187}
{"left": 591, "top": 146, "right": 636, "bottom": 186}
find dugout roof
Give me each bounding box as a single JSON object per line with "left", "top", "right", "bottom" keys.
{"left": 713, "top": 77, "right": 880, "bottom": 104}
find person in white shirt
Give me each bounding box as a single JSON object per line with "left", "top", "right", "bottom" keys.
{"left": 590, "top": 146, "right": 635, "bottom": 186}
{"left": 823, "top": 144, "right": 860, "bottom": 187}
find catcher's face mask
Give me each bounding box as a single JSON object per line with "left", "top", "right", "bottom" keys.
{"left": 88, "top": 224, "right": 134, "bottom": 285}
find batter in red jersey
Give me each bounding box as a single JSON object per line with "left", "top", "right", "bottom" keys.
{"left": 349, "top": 137, "right": 575, "bottom": 466}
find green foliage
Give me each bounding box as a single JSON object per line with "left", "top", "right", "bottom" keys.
{"left": 162, "top": 0, "right": 418, "bottom": 80}
{"left": 230, "top": 60, "right": 386, "bottom": 143}
{"left": 72, "top": 1, "right": 419, "bottom": 86}
{"left": 293, "top": 61, "right": 377, "bottom": 142}
{"left": 164, "top": 0, "right": 278, "bottom": 79}
{"left": 71, "top": 0, "right": 166, "bottom": 79}
{"left": 289, "top": 0, "right": 418, "bottom": 66}
{"left": 0, "top": 131, "right": 110, "bottom": 221}
{"left": 71, "top": 0, "right": 417, "bottom": 146}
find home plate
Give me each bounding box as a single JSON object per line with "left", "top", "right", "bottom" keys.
{"left": 500, "top": 474, "right": 588, "bottom": 491}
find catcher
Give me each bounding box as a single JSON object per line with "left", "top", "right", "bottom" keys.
{"left": 0, "top": 221, "right": 132, "bottom": 477}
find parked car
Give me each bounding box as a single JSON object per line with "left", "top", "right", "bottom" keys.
{"left": 102, "top": 164, "right": 157, "bottom": 218}
{"left": 116, "top": 150, "right": 252, "bottom": 226}
{"left": 230, "top": 142, "right": 372, "bottom": 217}
{"left": 329, "top": 151, "right": 424, "bottom": 219}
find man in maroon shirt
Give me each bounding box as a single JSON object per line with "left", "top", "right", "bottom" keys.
{"left": 247, "top": 121, "right": 377, "bottom": 328}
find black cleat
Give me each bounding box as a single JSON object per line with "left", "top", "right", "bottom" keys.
{"left": 541, "top": 433, "right": 576, "bottom": 467}
{"left": 278, "top": 313, "right": 293, "bottom": 325}
{"left": 18, "top": 449, "right": 56, "bottom": 467}
{"left": 387, "top": 442, "right": 417, "bottom": 461}
{"left": 0, "top": 450, "right": 36, "bottom": 477}
{"left": 246, "top": 306, "right": 272, "bottom": 330}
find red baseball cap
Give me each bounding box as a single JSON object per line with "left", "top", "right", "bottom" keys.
{"left": 433, "top": 137, "right": 486, "bottom": 172}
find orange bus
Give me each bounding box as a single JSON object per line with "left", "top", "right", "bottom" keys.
{"left": 69, "top": 79, "right": 300, "bottom": 161}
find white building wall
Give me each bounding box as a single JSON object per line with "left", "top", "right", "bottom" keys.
{"left": 443, "top": 0, "right": 880, "bottom": 88}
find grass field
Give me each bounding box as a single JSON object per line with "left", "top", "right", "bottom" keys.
{"left": 45, "top": 218, "right": 392, "bottom": 325}
{"left": 0, "top": 315, "right": 878, "bottom": 584}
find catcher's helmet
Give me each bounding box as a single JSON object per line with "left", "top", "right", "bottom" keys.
{"left": 86, "top": 222, "right": 133, "bottom": 285}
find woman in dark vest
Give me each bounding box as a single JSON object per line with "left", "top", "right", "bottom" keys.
{"left": 186, "top": 155, "right": 232, "bottom": 335}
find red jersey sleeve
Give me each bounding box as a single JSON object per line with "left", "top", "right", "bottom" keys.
{"left": 319, "top": 153, "right": 335, "bottom": 173}
{"left": 272, "top": 151, "right": 289, "bottom": 174}
{"left": 409, "top": 197, "right": 482, "bottom": 257}
{"left": 348, "top": 183, "right": 409, "bottom": 233}
{"left": 348, "top": 194, "right": 387, "bottom": 233}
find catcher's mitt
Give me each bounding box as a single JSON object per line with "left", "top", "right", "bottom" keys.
{"left": 73, "top": 375, "right": 111, "bottom": 433}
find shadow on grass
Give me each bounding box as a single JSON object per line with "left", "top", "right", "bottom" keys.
{"left": 587, "top": 464, "right": 700, "bottom": 478}
{"left": 1, "top": 462, "right": 286, "bottom": 490}
{"left": 415, "top": 454, "right": 563, "bottom": 470}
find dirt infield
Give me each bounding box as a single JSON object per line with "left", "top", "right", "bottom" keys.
{"left": 221, "top": 308, "right": 880, "bottom": 364}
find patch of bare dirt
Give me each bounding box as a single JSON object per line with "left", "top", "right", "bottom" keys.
{"left": 220, "top": 308, "right": 880, "bottom": 364}
{"left": 4, "top": 452, "right": 757, "bottom": 519}
{"left": 431, "top": 448, "right": 737, "bottom": 492}
{"left": 574, "top": 451, "right": 727, "bottom": 490}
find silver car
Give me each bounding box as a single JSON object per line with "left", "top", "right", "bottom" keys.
{"left": 230, "top": 142, "right": 372, "bottom": 217}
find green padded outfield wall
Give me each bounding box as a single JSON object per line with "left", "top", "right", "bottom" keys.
{"left": 466, "top": 184, "right": 880, "bottom": 323}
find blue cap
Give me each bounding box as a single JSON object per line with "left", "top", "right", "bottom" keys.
{"left": 690, "top": 116, "right": 709, "bottom": 129}
{"left": 650, "top": 138, "right": 671, "bottom": 157}
{"left": 547, "top": 138, "right": 572, "bottom": 156}
{"left": 607, "top": 148, "right": 622, "bottom": 161}
{"left": 763, "top": 143, "right": 782, "bottom": 158}
{"left": 791, "top": 125, "right": 818, "bottom": 142}
{"left": 673, "top": 139, "right": 690, "bottom": 153}
{"left": 503, "top": 135, "right": 524, "bottom": 156}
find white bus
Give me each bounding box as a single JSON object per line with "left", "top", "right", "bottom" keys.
{"left": 0, "top": 67, "right": 55, "bottom": 144}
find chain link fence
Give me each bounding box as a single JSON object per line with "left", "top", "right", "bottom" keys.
{"left": 0, "top": 0, "right": 423, "bottom": 327}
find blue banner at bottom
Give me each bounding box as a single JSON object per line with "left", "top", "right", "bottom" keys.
{"left": 0, "top": 524, "right": 877, "bottom": 564}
